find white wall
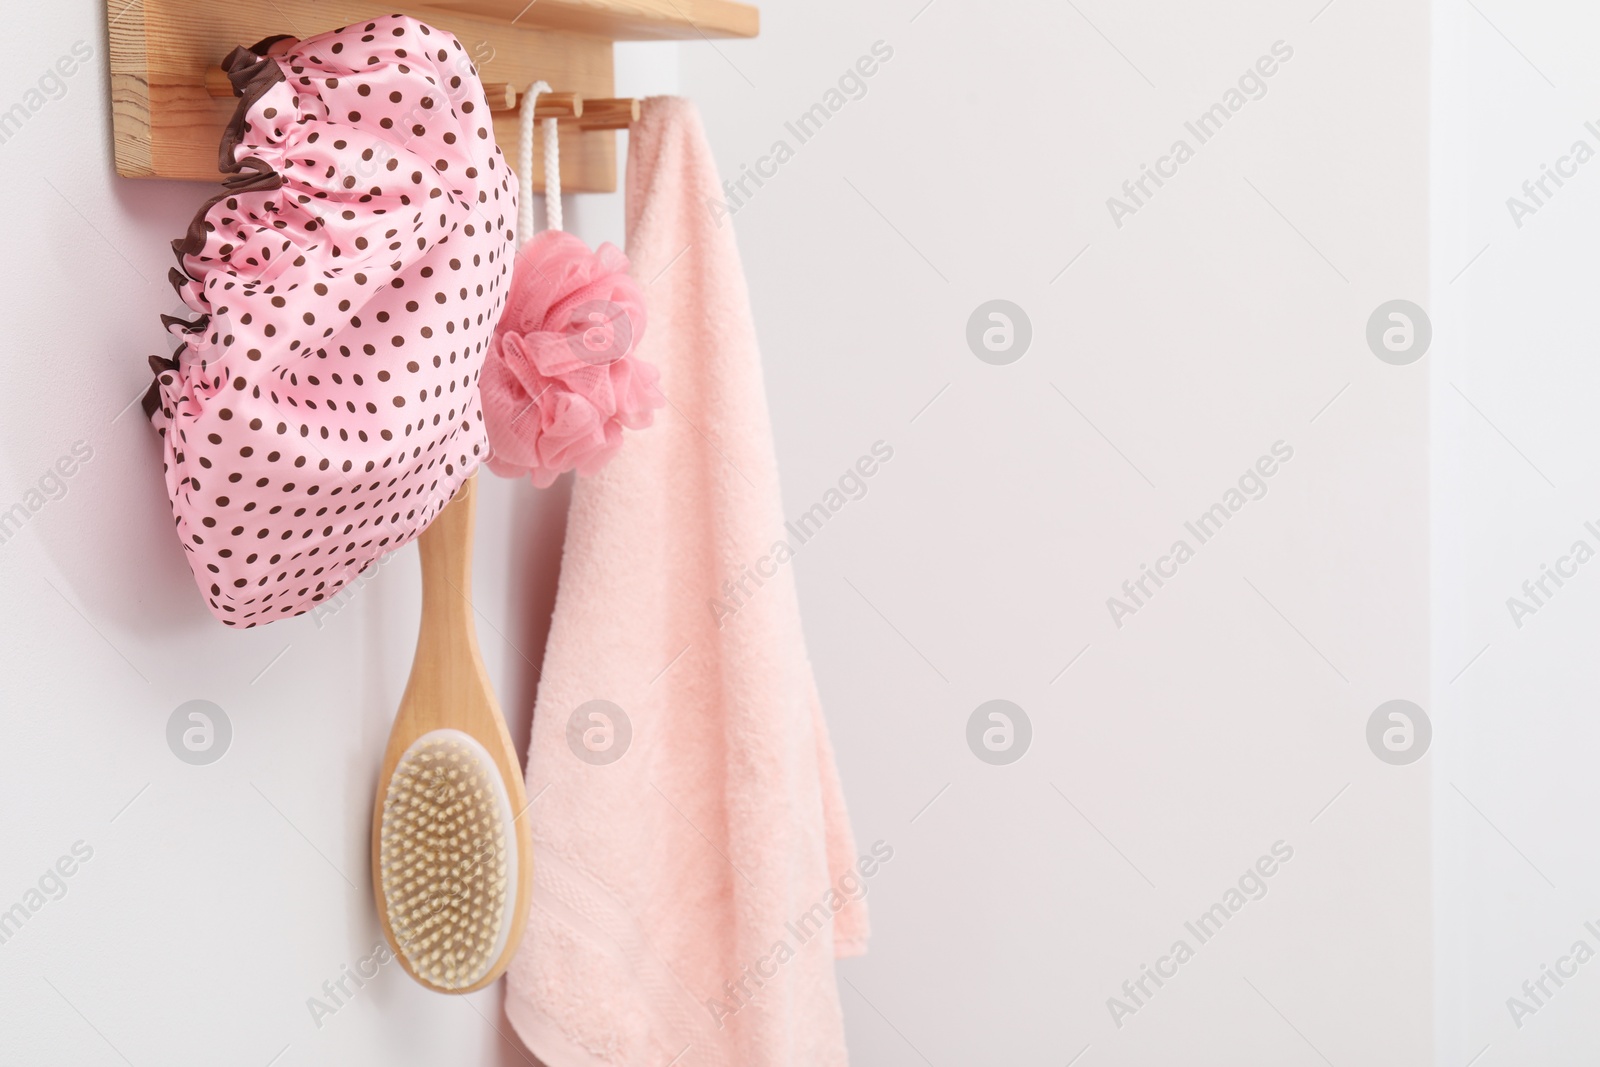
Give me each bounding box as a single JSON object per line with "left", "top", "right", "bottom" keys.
{"left": 683, "top": 0, "right": 1431, "bottom": 1063}
{"left": 0, "top": 3, "right": 674, "bottom": 1063}
{"left": 39, "top": 0, "right": 1599, "bottom": 1064}
{"left": 1432, "top": 2, "right": 1600, "bottom": 1063}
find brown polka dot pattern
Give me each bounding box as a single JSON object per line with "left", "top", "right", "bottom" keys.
{"left": 144, "top": 16, "right": 515, "bottom": 628}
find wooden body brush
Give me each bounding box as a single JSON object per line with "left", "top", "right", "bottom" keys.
{"left": 372, "top": 474, "right": 533, "bottom": 993}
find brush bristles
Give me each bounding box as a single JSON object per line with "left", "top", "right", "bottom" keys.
{"left": 379, "top": 734, "right": 511, "bottom": 990}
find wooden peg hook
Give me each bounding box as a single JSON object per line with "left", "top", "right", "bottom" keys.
{"left": 490, "top": 88, "right": 583, "bottom": 119}
{"left": 570, "top": 97, "right": 641, "bottom": 130}
{"left": 487, "top": 85, "right": 639, "bottom": 127}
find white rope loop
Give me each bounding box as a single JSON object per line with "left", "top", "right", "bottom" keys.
{"left": 543, "top": 115, "right": 562, "bottom": 233}
{"left": 517, "top": 80, "right": 562, "bottom": 246}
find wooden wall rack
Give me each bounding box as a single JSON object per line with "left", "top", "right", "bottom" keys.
{"left": 109, "top": 0, "right": 757, "bottom": 192}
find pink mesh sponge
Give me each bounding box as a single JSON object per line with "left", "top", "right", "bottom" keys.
{"left": 144, "top": 15, "right": 514, "bottom": 627}
{"left": 478, "top": 81, "right": 660, "bottom": 488}
{"left": 480, "top": 230, "right": 660, "bottom": 487}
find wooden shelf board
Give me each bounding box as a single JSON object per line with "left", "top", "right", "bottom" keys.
{"left": 418, "top": 0, "right": 758, "bottom": 40}
{"left": 110, "top": 0, "right": 617, "bottom": 189}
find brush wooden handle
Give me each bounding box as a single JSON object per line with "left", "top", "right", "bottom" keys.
{"left": 415, "top": 475, "right": 480, "bottom": 644}
{"left": 372, "top": 473, "right": 534, "bottom": 994}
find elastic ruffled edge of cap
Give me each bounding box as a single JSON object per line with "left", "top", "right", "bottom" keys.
{"left": 142, "top": 37, "right": 291, "bottom": 423}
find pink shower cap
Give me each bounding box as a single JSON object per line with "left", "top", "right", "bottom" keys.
{"left": 144, "top": 15, "right": 514, "bottom": 627}
{"left": 480, "top": 230, "right": 660, "bottom": 487}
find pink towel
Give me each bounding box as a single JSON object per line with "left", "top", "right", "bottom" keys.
{"left": 504, "top": 97, "right": 867, "bottom": 1067}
